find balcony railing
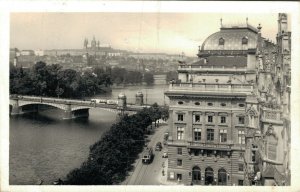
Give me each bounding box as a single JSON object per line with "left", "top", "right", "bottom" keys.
{"left": 167, "top": 140, "right": 232, "bottom": 150}
{"left": 169, "top": 83, "right": 253, "bottom": 93}
{"left": 261, "top": 107, "right": 282, "bottom": 122}
{"left": 178, "top": 65, "right": 247, "bottom": 71}
{"left": 188, "top": 141, "right": 232, "bottom": 150}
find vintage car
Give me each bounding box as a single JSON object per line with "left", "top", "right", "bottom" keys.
{"left": 155, "top": 142, "right": 162, "bottom": 151}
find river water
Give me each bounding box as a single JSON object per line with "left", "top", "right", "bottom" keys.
{"left": 9, "top": 85, "right": 169, "bottom": 185}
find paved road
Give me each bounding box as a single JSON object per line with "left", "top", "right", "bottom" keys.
{"left": 123, "top": 123, "right": 169, "bottom": 185}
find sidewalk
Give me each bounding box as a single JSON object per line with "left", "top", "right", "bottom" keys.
{"left": 156, "top": 157, "right": 177, "bottom": 185}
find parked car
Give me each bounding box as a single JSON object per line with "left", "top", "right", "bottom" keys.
{"left": 155, "top": 142, "right": 162, "bottom": 151}
{"left": 162, "top": 151, "right": 168, "bottom": 158}
{"left": 163, "top": 140, "right": 168, "bottom": 145}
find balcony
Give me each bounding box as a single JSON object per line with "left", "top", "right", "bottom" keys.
{"left": 168, "top": 83, "right": 253, "bottom": 94}
{"left": 178, "top": 65, "right": 248, "bottom": 72}
{"left": 188, "top": 141, "right": 232, "bottom": 151}
{"left": 261, "top": 107, "right": 283, "bottom": 124}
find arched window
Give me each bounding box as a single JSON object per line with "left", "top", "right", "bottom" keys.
{"left": 242, "top": 37, "right": 248, "bottom": 45}
{"left": 218, "top": 168, "right": 227, "bottom": 185}
{"left": 192, "top": 166, "right": 201, "bottom": 185}
{"left": 205, "top": 167, "right": 214, "bottom": 185}
{"left": 219, "top": 38, "right": 225, "bottom": 45}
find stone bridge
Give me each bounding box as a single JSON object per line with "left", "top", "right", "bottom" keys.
{"left": 9, "top": 92, "right": 147, "bottom": 119}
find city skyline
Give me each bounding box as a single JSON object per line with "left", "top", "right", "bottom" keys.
{"left": 10, "top": 12, "right": 285, "bottom": 56}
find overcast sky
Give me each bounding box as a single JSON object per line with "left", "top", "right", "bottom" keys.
{"left": 10, "top": 12, "right": 287, "bottom": 56}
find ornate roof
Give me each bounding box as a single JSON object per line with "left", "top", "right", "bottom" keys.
{"left": 191, "top": 56, "right": 247, "bottom": 67}
{"left": 201, "top": 24, "right": 258, "bottom": 51}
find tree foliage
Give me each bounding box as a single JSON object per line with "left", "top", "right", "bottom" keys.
{"left": 110, "top": 67, "right": 153, "bottom": 85}
{"left": 9, "top": 62, "right": 112, "bottom": 98}
{"left": 64, "top": 105, "right": 168, "bottom": 185}
{"left": 143, "top": 72, "right": 154, "bottom": 85}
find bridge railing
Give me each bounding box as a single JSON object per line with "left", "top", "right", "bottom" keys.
{"left": 11, "top": 95, "right": 151, "bottom": 112}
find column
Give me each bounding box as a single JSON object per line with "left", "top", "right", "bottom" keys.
{"left": 63, "top": 104, "right": 73, "bottom": 120}
{"left": 10, "top": 99, "right": 21, "bottom": 115}
{"left": 187, "top": 111, "right": 193, "bottom": 142}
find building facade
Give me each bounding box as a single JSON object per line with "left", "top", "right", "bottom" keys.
{"left": 243, "top": 13, "right": 291, "bottom": 186}
{"left": 165, "top": 14, "right": 290, "bottom": 186}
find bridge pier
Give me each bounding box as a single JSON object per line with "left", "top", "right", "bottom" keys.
{"left": 10, "top": 99, "right": 21, "bottom": 115}
{"left": 10, "top": 99, "right": 38, "bottom": 115}
{"left": 63, "top": 104, "right": 89, "bottom": 120}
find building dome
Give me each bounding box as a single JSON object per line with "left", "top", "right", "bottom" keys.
{"left": 201, "top": 24, "right": 258, "bottom": 51}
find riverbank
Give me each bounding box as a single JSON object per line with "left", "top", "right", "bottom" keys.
{"left": 9, "top": 84, "right": 169, "bottom": 184}
{"left": 64, "top": 105, "right": 167, "bottom": 184}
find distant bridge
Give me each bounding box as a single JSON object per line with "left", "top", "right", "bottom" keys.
{"left": 9, "top": 94, "right": 149, "bottom": 120}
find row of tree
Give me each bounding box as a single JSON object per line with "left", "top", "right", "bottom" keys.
{"left": 10, "top": 62, "right": 155, "bottom": 98}
{"left": 10, "top": 62, "right": 111, "bottom": 98}
{"left": 64, "top": 104, "right": 168, "bottom": 185}
{"left": 110, "top": 67, "right": 154, "bottom": 85}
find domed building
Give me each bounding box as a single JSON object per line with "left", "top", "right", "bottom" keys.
{"left": 165, "top": 14, "right": 290, "bottom": 186}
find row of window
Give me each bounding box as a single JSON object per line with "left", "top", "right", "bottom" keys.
{"left": 178, "top": 114, "right": 245, "bottom": 124}
{"left": 177, "top": 148, "right": 245, "bottom": 160}
{"left": 177, "top": 101, "right": 245, "bottom": 108}
{"left": 177, "top": 127, "right": 245, "bottom": 144}
{"left": 176, "top": 158, "right": 244, "bottom": 172}
{"left": 218, "top": 37, "right": 249, "bottom": 46}
{"left": 170, "top": 170, "right": 245, "bottom": 185}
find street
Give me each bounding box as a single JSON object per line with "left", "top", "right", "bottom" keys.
{"left": 123, "top": 122, "right": 169, "bottom": 185}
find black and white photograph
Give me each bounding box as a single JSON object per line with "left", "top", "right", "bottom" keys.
{"left": 0, "top": 1, "right": 299, "bottom": 192}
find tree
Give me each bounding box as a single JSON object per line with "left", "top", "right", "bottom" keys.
{"left": 55, "top": 86, "right": 64, "bottom": 98}
{"left": 64, "top": 106, "right": 164, "bottom": 185}
{"left": 143, "top": 72, "right": 154, "bottom": 85}
{"left": 94, "top": 67, "right": 112, "bottom": 87}
{"left": 57, "top": 69, "right": 79, "bottom": 98}
{"left": 166, "top": 71, "right": 178, "bottom": 82}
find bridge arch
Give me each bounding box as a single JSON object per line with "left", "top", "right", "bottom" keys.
{"left": 17, "top": 100, "right": 68, "bottom": 110}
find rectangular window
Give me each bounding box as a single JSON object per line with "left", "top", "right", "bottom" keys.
{"left": 238, "top": 130, "right": 245, "bottom": 144}
{"left": 219, "top": 151, "right": 227, "bottom": 158}
{"left": 177, "top": 159, "right": 182, "bottom": 166}
{"left": 207, "top": 129, "right": 214, "bottom": 141}
{"left": 238, "top": 117, "right": 245, "bottom": 124}
{"left": 239, "top": 152, "right": 244, "bottom": 160}
{"left": 177, "top": 148, "right": 182, "bottom": 155}
{"left": 177, "top": 174, "right": 182, "bottom": 181}
{"left": 194, "top": 128, "right": 201, "bottom": 141}
{"left": 219, "top": 129, "right": 227, "bottom": 142}
{"left": 170, "top": 172, "right": 175, "bottom": 179}
{"left": 252, "top": 151, "right": 256, "bottom": 162}
{"left": 178, "top": 114, "right": 183, "bottom": 121}
{"left": 238, "top": 163, "right": 244, "bottom": 171}
{"left": 194, "top": 150, "right": 200, "bottom": 156}
{"left": 207, "top": 150, "right": 213, "bottom": 157}
{"left": 194, "top": 114, "right": 200, "bottom": 123}
{"left": 238, "top": 180, "right": 244, "bottom": 186}
{"left": 208, "top": 116, "right": 213, "bottom": 123}
{"left": 221, "top": 116, "right": 226, "bottom": 123}
{"left": 177, "top": 127, "right": 184, "bottom": 140}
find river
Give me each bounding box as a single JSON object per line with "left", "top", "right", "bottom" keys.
{"left": 9, "top": 84, "right": 169, "bottom": 185}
